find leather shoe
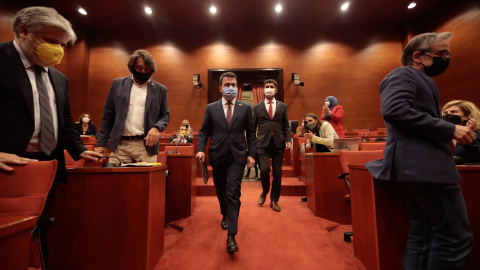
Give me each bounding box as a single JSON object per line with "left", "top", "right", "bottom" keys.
{"left": 258, "top": 192, "right": 266, "bottom": 205}
{"left": 301, "top": 197, "right": 307, "bottom": 202}
{"left": 221, "top": 216, "right": 228, "bottom": 230}
{"left": 226, "top": 235, "right": 239, "bottom": 253}
{"left": 270, "top": 201, "right": 281, "bottom": 212}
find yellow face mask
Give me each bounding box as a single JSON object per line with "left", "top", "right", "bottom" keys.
{"left": 179, "top": 130, "right": 187, "bottom": 136}
{"left": 30, "top": 35, "right": 64, "bottom": 66}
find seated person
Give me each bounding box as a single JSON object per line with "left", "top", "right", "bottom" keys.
{"left": 169, "top": 125, "right": 192, "bottom": 143}
{"left": 301, "top": 113, "right": 338, "bottom": 150}
{"left": 75, "top": 112, "right": 97, "bottom": 136}
{"left": 182, "top": 119, "right": 194, "bottom": 140}
{"left": 442, "top": 100, "right": 480, "bottom": 163}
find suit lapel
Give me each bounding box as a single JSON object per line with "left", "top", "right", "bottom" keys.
{"left": 144, "top": 80, "right": 155, "bottom": 120}
{"left": 216, "top": 100, "right": 229, "bottom": 130}
{"left": 5, "top": 42, "right": 35, "bottom": 122}
{"left": 230, "top": 100, "right": 242, "bottom": 128}
{"left": 419, "top": 74, "right": 441, "bottom": 116}
{"left": 48, "top": 69, "right": 64, "bottom": 128}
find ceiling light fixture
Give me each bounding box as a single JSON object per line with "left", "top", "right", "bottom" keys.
{"left": 275, "top": 4, "right": 282, "bottom": 13}
{"left": 408, "top": 2, "right": 416, "bottom": 9}
{"left": 145, "top": 7, "right": 152, "bottom": 15}
{"left": 210, "top": 6, "right": 217, "bottom": 14}
{"left": 78, "top": 8, "right": 87, "bottom": 15}
{"left": 341, "top": 2, "right": 349, "bottom": 11}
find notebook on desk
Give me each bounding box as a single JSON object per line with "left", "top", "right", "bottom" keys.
{"left": 330, "top": 138, "right": 361, "bottom": 153}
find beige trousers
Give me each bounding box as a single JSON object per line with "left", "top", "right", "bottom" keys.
{"left": 109, "top": 140, "right": 157, "bottom": 165}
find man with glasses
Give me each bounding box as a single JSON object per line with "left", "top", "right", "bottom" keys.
{"left": 366, "top": 32, "right": 475, "bottom": 269}
{"left": 253, "top": 79, "right": 291, "bottom": 212}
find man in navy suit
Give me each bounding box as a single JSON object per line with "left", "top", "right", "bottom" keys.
{"left": 96, "top": 49, "right": 169, "bottom": 164}
{"left": 366, "top": 32, "right": 475, "bottom": 269}
{"left": 0, "top": 6, "right": 102, "bottom": 265}
{"left": 253, "top": 79, "right": 291, "bottom": 212}
{"left": 196, "top": 72, "right": 256, "bottom": 253}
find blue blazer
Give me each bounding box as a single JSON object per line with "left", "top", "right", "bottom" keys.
{"left": 0, "top": 41, "right": 87, "bottom": 182}
{"left": 96, "top": 76, "right": 170, "bottom": 155}
{"left": 197, "top": 99, "right": 256, "bottom": 166}
{"left": 253, "top": 100, "right": 291, "bottom": 149}
{"left": 366, "top": 67, "right": 460, "bottom": 184}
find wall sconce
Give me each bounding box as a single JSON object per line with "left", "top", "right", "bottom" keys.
{"left": 291, "top": 73, "right": 304, "bottom": 87}
{"left": 193, "top": 74, "right": 202, "bottom": 88}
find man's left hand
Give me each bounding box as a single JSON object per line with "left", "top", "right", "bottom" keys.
{"left": 79, "top": 150, "right": 102, "bottom": 162}
{"left": 247, "top": 156, "right": 255, "bottom": 169}
{"left": 285, "top": 142, "right": 292, "bottom": 149}
{"left": 466, "top": 118, "right": 477, "bottom": 130}
{"left": 145, "top": 127, "right": 161, "bottom": 146}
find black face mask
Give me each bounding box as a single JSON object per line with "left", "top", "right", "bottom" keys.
{"left": 443, "top": 114, "right": 462, "bottom": 125}
{"left": 423, "top": 56, "right": 450, "bottom": 77}
{"left": 132, "top": 70, "right": 152, "bottom": 83}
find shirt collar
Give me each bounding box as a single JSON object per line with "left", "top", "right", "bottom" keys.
{"left": 265, "top": 98, "right": 276, "bottom": 104}
{"left": 222, "top": 96, "right": 236, "bottom": 105}
{"left": 13, "top": 39, "right": 48, "bottom": 72}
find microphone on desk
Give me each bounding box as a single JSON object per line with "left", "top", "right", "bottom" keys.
{"left": 102, "top": 156, "right": 122, "bottom": 167}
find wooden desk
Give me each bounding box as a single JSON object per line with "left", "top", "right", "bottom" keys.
{"left": 292, "top": 135, "right": 301, "bottom": 177}
{"left": 165, "top": 154, "right": 196, "bottom": 222}
{"left": 48, "top": 166, "right": 167, "bottom": 270}
{"left": 0, "top": 216, "right": 37, "bottom": 270}
{"left": 348, "top": 165, "right": 480, "bottom": 270}
{"left": 305, "top": 153, "right": 351, "bottom": 224}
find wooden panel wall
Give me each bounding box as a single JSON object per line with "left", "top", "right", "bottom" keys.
{"left": 82, "top": 26, "right": 402, "bottom": 133}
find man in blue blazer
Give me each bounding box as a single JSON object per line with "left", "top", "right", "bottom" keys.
{"left": 197, "top": 72, "right": 256, "bottom": 253}
{"left": 253, "top": 79, "right": 291, "bottom": 212}
{"left": 366, "top": 32, "right": 475, "bottom": 269}
{"left": 96, "top": 50, "right": 169, "bottom": 164}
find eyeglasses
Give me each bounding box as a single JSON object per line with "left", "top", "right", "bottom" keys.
{"left": 421, "top": 49, "right": 450, "bottom": 58}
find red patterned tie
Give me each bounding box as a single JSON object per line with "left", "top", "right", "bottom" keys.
{"left": 268, "top": 101, "right": 273, "bottom": 119}
{"left": 227, "top": 102, "right": 232, "bottom": 126}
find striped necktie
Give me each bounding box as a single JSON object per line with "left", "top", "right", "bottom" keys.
{"left": 35, "top": 65, "right": 56, "bottom": 155}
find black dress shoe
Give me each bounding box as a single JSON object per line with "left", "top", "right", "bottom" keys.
{"left": 270, "top": 201, "right": 281, "bottom": 212}
{"left": 258, "top": 192, "right": 266, "bottom": 205}
{"left": 221, "top": 215, "right": 228, "bottom": 230}
{"left": 227, "top": 235, "right": 239, "bottom": 253}
{"left": 301, "top": 197, "right": 307, "bottom": 202}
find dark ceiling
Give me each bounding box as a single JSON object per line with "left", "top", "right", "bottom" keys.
{"left": 2, "top": 0, "right": 476, "bottom": 33}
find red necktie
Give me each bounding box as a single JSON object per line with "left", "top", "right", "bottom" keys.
{"left": 227, "top": 102, "right": 232, "bottom": 126}
{"left": 268, "top": 101, "right": 273, "bottom": 119}
{"left": 449, "top": 140, "right": 455, "bottom": 155}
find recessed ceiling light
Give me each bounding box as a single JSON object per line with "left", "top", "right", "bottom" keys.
{"left": 78, "top": 8, "right": 87, "bottom": 15}
{"left": 275, "top": 4, "right": 282, "bottom": 13}
{"left": 210, "top": 6, "right": 217, "bottom": 14}
{"left": 145, "top": 7, "right": 152, "bottom": 15}
{"left": 341, "top": 2, "right": 349, "bottom": 11}
{"left": 408, "top": 2, "right": 416, "bottom": 9}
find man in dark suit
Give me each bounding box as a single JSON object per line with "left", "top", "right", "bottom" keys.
{"left": 168, "top": 125, "right": 192, "bottom": 143}
{"left": 366, "top": 32, "right": 475, "bottom": 269}
{"left": 95, "top": 49, "right": 169, "bottom": 164}
{"left": 196, "top": 72, "right": 256, "bottom": 253}
{"left": 0, "top": 6, "right": 102, "bottom": 265}
{"left": 253, "top": 79, "right": 291, "bottom": 212}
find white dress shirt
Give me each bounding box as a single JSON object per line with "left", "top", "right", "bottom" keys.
{"left": 14, "top": 40, "right": 58, "bottom": 152}
{"left": 222, "top": 97, "right": 236, "bottom": 119}
{"left": 122, "top": 76, "right": 148, "bottom": 136}
{"left": 264, "top": 98, "right": 276, "bottom": 117}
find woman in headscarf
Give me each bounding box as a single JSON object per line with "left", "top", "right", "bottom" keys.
{"left": 320, "top": 96, "right": 344, "bottom": 138}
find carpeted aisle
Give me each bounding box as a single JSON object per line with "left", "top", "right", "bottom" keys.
{"left": 156, "top": 182, "right": 366, "bottom": 270}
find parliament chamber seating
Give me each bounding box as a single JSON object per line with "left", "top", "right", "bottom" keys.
{"left": 0, "top": 160, "right": 57, "bottom": 270}
{"left": 338, "top": 150, "right": 384, "bottom": 242}
{"left": 358, "top": 142, "right": 386, "bottom": 151}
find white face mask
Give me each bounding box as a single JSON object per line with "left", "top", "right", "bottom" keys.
{"left": 82, "top": 118, "right": 90, "bottom": 123}
{"left": 325, "top": 101, "right": 330, "bottom": 107}
{"left": 264, "top": 88, "right": 275, "bottom": 97}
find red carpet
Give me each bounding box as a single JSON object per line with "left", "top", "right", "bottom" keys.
{"left": 157, "top": 182, "right": 365, "bottom": 270}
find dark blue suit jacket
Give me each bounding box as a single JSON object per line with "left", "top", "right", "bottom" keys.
{"left": 197, "top": 99, "right": 256, "bottom": 166}
{"left": 366, "top": 67, "right": 460, "bottom": 184}
{"left": 0, "top": 41, "right": 87, "bottom": 182}
{"left": 96, "top": 76, "right": 170, "bottom": 155}
{"left": 253, "top": 100, "right": 291, "bottom": 148}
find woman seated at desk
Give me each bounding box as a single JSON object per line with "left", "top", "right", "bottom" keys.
{"left": 442, "top": 100, "right": 480, "bottom": 163}
{"left": 299, "top": 113, "right": 338, "bottom": 151}
{"left": 75, "top": 112, "right": 97, "bottom": 136}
